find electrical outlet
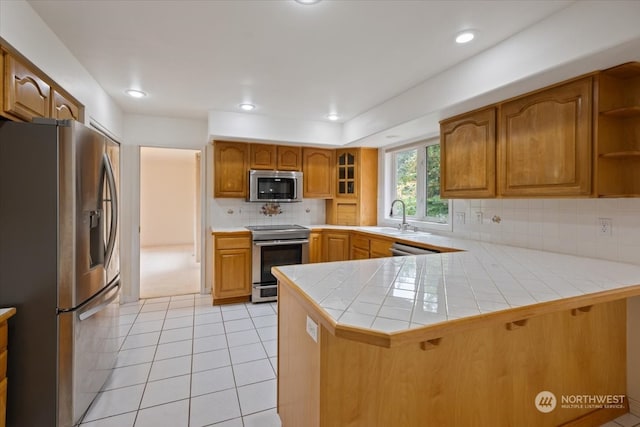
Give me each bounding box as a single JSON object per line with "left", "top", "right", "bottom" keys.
{"left": 475, "top": 211, "right": 483, "bottom": 224}
{"left": 306, "top": 316, "right": 318, "bottom": 343}
{"left": 598, "top": 218, "right": 613, "bottom": 236}
{"left": 455, "top": 212, "right": 465, "bottom": 225}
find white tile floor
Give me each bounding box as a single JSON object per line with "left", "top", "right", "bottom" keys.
{"left": 82, "top": 293, "right": 639, "bottom": 427}
{"left": 602, "top": 413, "right": 640, "bottom": 427}
{"left": 80, "top": 294, "right": 281, "bottom": 427}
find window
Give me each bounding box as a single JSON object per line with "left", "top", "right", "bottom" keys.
{"left": 388, "top": 139, "right": 449, "bottom": 226}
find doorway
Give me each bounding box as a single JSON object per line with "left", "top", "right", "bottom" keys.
{"left": 139, "top": 147, "right": 201, "bottom": 298}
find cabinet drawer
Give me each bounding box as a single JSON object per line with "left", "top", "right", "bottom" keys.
{"left": 0, "top": 322, "right": 6, "bottom": 352}
{"left": 0, "top": 351, "right": 6, "bottom": 380}
{"left": 215, "top": 236, "right": 251, "bottom": 250}
{"left": 351, "top": 235, "right": 370, "bottom": 251}
{"left": 370, "top": 239, "right": 392, "bottom": 257}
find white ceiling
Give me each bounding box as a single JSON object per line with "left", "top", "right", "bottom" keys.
{"left": 27, "top": 0, "right": 574, "bottom": 127}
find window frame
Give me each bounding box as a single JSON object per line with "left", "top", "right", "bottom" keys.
{"left": 382, "top": 138, "right": 452, "bottom": 232}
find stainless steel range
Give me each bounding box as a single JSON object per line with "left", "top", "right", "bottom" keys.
{"left": 246, "top": 224, "right": 310, "bottom": 303}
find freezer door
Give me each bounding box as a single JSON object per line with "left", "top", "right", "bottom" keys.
{"left": 58, "top": 281, "right": 120, "bottom": 426}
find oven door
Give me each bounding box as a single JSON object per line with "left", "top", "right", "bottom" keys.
{"left": 252, "top": 239, "right": 309, "bottom": 302}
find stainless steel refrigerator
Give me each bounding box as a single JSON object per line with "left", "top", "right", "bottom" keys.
{"left": 0, "top": 119, "right": 120, "bottom": 427}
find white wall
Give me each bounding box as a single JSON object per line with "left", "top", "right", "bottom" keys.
{"left": 122, "top": 115, "right": 209, "bottom": 301}
{"left": 211, "top": 198, "right": 326, "bottom": 229}
{"left": 0, "top": 0, "right": 124, "bottom": 138}
{"left": 140, "top": 148, "right": 198, "bottom": 247}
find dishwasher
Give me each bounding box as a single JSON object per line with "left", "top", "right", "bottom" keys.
{"left": 390, "top": 242, "right": 440, "bottom": 256}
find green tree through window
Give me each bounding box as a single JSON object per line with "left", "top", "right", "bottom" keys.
{"left": 391, "top": 141, "right": 448, "bottom": 225}
{"left": 395, "top": 149, "right": 417, "bottom": 216}
{"left": 426, "top": 144, "right": 448, "bottom": 223}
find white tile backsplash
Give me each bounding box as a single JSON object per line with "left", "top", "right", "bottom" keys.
{"left": 451, "top": 198, "right": 640, "bottom": 265}
{"left": 211, "top": 198, "right": 325, "bottom": 228}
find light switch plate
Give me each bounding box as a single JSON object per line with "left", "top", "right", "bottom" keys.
{"left": 306, "top": 315, "right": 318, "bottom": 343}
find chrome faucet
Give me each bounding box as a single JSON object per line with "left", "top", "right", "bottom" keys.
{"left": 390, "top": 199, "right": 409, "bottom": 231}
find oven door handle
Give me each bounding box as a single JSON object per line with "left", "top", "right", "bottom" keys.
{"left": 254, "top": 239, "right": 309, "bottom": 247}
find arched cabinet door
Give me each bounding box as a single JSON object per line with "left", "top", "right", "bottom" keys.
{"left": 440, "top": 106, "right": 496, "bottom": 198}
{"left": 5, "top": 55, "right": 51, "bottom": 121}
{"left": 498, "top": 77, "right": 593, "bottom": 197}
{"left": 214, "top": 141, "right": 249, "bottom": 198}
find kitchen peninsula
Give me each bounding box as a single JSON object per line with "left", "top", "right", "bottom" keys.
{"left": 272, "top": 233, "right": 640, "bottom": 427}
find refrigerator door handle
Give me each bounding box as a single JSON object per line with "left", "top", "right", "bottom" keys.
{"left": 78, "top": 281, "right": 120, "bottom": 321}
{"left": 103, "top": 152, "right": 118, "bottom": 269}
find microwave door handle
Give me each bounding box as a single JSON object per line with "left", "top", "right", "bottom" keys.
{"left": 254, "top": 239, "right": 309, "bottom": 247}
{"left": 103, "top": 152, "right": 118, "bottom": 269}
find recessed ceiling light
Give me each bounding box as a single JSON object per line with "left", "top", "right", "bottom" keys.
{"left": 326, "top": 113, "right": 340, "bottom": 121}
{"left": 294, "top": 0, "right": 322, "bottom": 4}
{"left": 239, "top": 103, "right": 255, "bottom": 111}
{"left": 125, "top": 89, "right": 147, "bottom": 98}
{"left": 455, "top": 31, "right": 475, "bottom": 44}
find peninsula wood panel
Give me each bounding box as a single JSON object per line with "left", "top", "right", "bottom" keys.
{"left": 278, "top": 284, "right": 321, "bottom": 427}
{"left": 303, "top": 148, "right": 334, "bottom": 199}
{"left": 277, "top": 283, "right": 627, "bottom": 427}
{"left": 440, "top": 107, "right": 496, "bottom": 198}
{"left": 277, "top": 146, "right": 302, "bottom": 171}
{"left": 498, "top": 77, "right": 593, "bottom": 197}
{"left": 214, "top": 141, "right": 249, "bottom": 198}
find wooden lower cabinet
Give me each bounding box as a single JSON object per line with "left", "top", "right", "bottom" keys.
{"left": 212, "top": 233, "right": 252, "bottom": 304}
{"left": 278, "top": 287, "right": 627, "bottom": 427}
{"left": 369, "top": 238, "right": 393, "bottom": 258}
{"left": 0, "top": 308, "right": 16, "bottom": 427}
{"left": 309, "top": 232, "right": 323, "bottom": 263}
{"left": 321, "top": 231, "right": 350, "bottom": 262}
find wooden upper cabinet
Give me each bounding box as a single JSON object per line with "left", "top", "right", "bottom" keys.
{"left": 4, "top": 54, "right": 51, "bottom": 121}
{"left": 440, "top": 107, "right": 496, "bottom": 198}
{"left": 277, "top": 146, "right": 302, "bottom": 171}
{"left": 302, "top": 148, "right": 334, "bottom": 198}
{"left": 336, "top": 149, "right": 357, "bottom": 198}
{"left": 250, "top": 144, "right": 277, "bottom": 170}
{"left": 498, "top": 77, "right": 593, "bottom": 197}
{"left": 52, "top": 90, "right": 81, "bottom": 121}
{"left": 214, "top": 141, "right": 249, "bottom": 198}
{"left": 326, "top": 148, "right": 378, "bottom": 226}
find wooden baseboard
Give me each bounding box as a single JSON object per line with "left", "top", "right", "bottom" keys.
{"left": 212, "top": 295, "right": 250, "bottom": 305}
{"left": 559, "top": 400, "right": 629, "bottom": 427}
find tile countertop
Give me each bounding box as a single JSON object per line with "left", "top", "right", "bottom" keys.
{"left": 0, "top": 307, "right": 17, "bottom": 323}
{"left": 273, "top": 228, "right": 640, "bottom": 336}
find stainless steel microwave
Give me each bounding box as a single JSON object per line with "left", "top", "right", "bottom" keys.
{"left": 247, "top": 170, "right": 303, "bottom": 202}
